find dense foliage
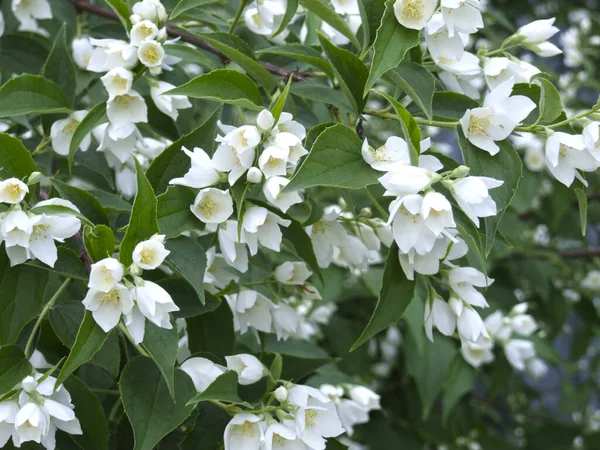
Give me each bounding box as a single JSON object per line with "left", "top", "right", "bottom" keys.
{"left": 0, "top": 0, "right": 599, "bottom": 449}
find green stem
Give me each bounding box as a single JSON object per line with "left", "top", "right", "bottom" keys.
{"left": 118, "top": 323, "right": 150, "bottom": 357}
{"left": 92, "top": 389, "right": 120, "bottom": 396}
{"left": 108, "top": 398, "right": 122, "bottom": 422}
{"left": 484, "top": 42, "right": 521, "bottom": 57}
{"left": 25, "top": 278, "right": 72, "bottom": 358}
{"left": 229, "top": 0, "right": 249, "bottom": 33}
{"left": 32, "top": 137, "right": 51, "bottom": 156}
{"left": 364, "top": 187, "right": 389, "bottom": 221}
{"left": 363, "top": 109, "right": 459, "bottom": 129}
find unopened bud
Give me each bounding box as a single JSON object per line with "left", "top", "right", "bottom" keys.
{"left": 449, "top": 296, "right": 464, "bottom": 317}
{"left": 247, "top": 167, "right": 263, "bottom": 184}
{"left": 27, "top": 172, "right": 41, "bottom": 186}
{"left": 360, "top": 207, "right": 372, "bottom": 218}
{"left": 274, "top": 386, "right": 288, "bottom": 402}
{"left": 450, "top": 165, "right": 470, "bottom": 179}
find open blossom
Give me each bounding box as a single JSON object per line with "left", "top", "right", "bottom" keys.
{"left": 170, "top": 147, "right": 221, "bottom": 189}
{"left": 106, "top": 91, "right": 148, "bottom": 138}
{"left": 264, "top": 422, "right": 305, "bottom": 450}
{"left": 87, "top": 39, "right": 137, "bottom": 72}
{"left": 440, "top": 0, "right": 483, "bottom": 37}
{"left": 218, "top": 221, "right": 249, "bottom": 272}
{"left": 50, "top": 110, "right": 90, "bottom": 156}
{"left": 275, "top": 261, "right": 312, "bottom": 285}
{"left": 393, "top": 0, "right": 437, "bottom": 30}
{"left": 150, "top": 80, "right": 192, "bottom": 120}
{"left": 0, "top": 178, "right": 28, "bottom": 204}
{"left": 212, "top": 142, "right": 255, "bottom": 185}
{"left": 483, "top": 57, "right": 540, "bottom": 90}
{"left": 224, "top": 413, "right": 264, "bottom": 450}
{"left": 130, "top": 279, "right": 179, "bottom": 329}
{"left": 101, "top": 67, "right": 133, "bottom": 99}
{"left": 379, "top": 166, "right": 440, "bottom": 197}
{"left": 241, "top": 205, "right": 291, "bottom": 255}
{"left": 11, "top": 0, "right": 52, "bottom": 25}
{"left": 181, "top": 357, "right": 226, "bottom": 392}
{"left": 545, "top": 132, "right": 597, "bottom": 187}
{"left": 263, "top": 176, "right": 302, "bottom": 213}
{"left": 445, "top": 176, "right": 503, "bottom": 227}
{"left": 515, "top": 18, "right": 562, "bottom": 57}
{"left": 226, "top": 289, "right": 275, "bottom": 334}
{"left": 226, "top": 354, "right": 266, "bottom": 385}
{"left": 307, "top": 206, "right": 348, "bottom": 268}
{"left": 132, "top": 234, "right": 170, "bottom": 270}
{"left": 83, "top": 284, "right": 133, "bottom": 332}
{"left": 424, "top": 294, "right": 457, "bottom": 341}
{"left": 89, "top": 258, "right": 124, "bottom": 292}
{"left": 191, "top": 188, "right": 234, "bottom": 224}
{"left": 448, "top": 267, "right": 492, "bottom": 307}
{"left": 131, "top": 0, "right": 167, "bottom": 24}
{"left": 130, "top": 19, "right": 159, "bottom": 45}
{"left": 461, "top": 337, "right": 495, "bottom": 367}
{"left": 258, "top": 145, "right": 289, "bottom": 179}
{"left": 461, "top": 79, "right": 536, "bottom": 155}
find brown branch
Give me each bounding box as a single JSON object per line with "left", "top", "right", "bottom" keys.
{"left": 69, "top": 0, "right": 312, "bottom": 81}
{"left": 559, "top": 248, "right": 600, "bottom": 259}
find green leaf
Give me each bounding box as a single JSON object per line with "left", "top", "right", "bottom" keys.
{"left": 453, "top": 209, "right": 487, "bottom": 275}
{"left": 0, "top": 33, "right": 50, "bottom": 74}
{"left": 83, "top": 225, "right": 116, "bottom": 263}
{"left": 187, "top": 371, "right": 242, "bottom": 406}
{"left": 186, "top": 300, "right": 235, "bottom": 358}
{"left": 164, "top": 236, "right": 207, "bottom": 304}
{"left": 364, "top": 0, "right": 420, "bottom": 96}
{"left": 27, "top": 246, "right": 88, "bottom": 281}
{"left": 147, "top": 106, "right": 221, "bottom": 194}
{"left": 166, "top": 69, "right": 263, "bottom": 110}
{"left": 405, "top": 333, "right": 457, "bottom": 419}
{"left": 374, "top": 90, "right": 420, "bottom": 165}
{"left": 257, "top": 44, "right": 334, "bottom": 79}
{"left": 351, "top": 243, "right": 416, "bottom": 351}
{"left": 0, "top": 132, "right": 37, "bottom": 180}
{"left": 0, "top": 251, "right": 49, "bottom": 345}
{"left": 318, "top": 32, "right": 368, "bottom": 114}
{"left": 0, "top": 74, "right": 70, "bottom": 117}
{"left": 388, "top": 61, "right": 435, "bottom": 119}
{"left": 269, "top": 353, "right": 283, "bottom": 382}
{"left": 428, "top": 91, "right": 479, "bottom": 121}
{"left": 103, "top": 0, "right": 131, "bottom": 30}
{"left": 282, "top": 218, "right": 324, "bottom": 284}
{"left": 264, "top": 336, "right": 332, "bottom": 379}
{"left": 299, "top": 0, "right": 360, "bottom": 48}
{"left": 286, "top": 124, "right": 379, "bottom": 191}
{"left": 192, "top": 32, "right": 276, "bottom": 92}
{"left": 169, "top": 0, "right": 219, "bottom": 19}
{"left": 164, "top": 44, "right": 220, "bottom": 71}
{"left": 68, "top": 102, "right": 107, "bottom": 171}
{"left": 51, "top": 179, "right": 109, "bottom": 225}
{"left": 271, "top": 76, "right": 293, "bottom": 123}
{"left": 535, "top": 78, "right": 563, "bottom": 124}
{"left": 575, "top": 188, "right": 587, "bottom": 236}
{"left": 120, "top": 159, "right": 159, "bottom": 267}
{"left": 442, "top": 355, "right": 476, "bottom": 423}
{"left": 120, "top": 357, "right": 196, "bottom": 450}
{"left": 64, "top": 375, "right": 110, "bottom": 450}
{"left": 0, "top": 345, "right": 33, "bottom": 395}
{"left": 290, "top": 81, "right": 354, "bottom": 112}
{"left": 357, "top": 0, "right": 386, "bottom": 47}
{"left": 89, "top": 189, "right": 132, "bottom": 213}
{"left": 56, "top": 311, "right": 110, "bottom": 386}
{"left": 42, "top": 24, "right": 76, "bottom": 106}
{"left": 157, "top": 186, "right": 203, "bottom": 238}
{"left": 143, "top": 321, "right": 179, "bottom": 400}
{"left": 49, "top": 301, "right": 85, "bottom": 348}
{"left": 28, "top": 204, "right": 94, "bottom": 227}
{"left": 458, "top": 130, "right": 522, "bottom": 255}
{"left": 270, "top": 0, "right": 298, "bottom": 38}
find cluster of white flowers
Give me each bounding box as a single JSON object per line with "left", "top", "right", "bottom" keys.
{"left": 460, "top": 303, "right": 548, "bottom": 379}
{"left": 0, "top": 178, "right": 81, "bottom": 267}
{"left": 0, "top": 373, "right": 82, "bottom": 450}
{"left": 10, "top": 0, "right": 52, "bottom": 35}
{"left": 82, "top": 235, "right": 179, "bottom": 342}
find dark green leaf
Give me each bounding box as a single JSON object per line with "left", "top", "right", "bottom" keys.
{"left": 68, "top": 102, "right": 107, "bottom": 170}
{"left": 51, "top": 179, "right": 109, "bottom": 225}
{"left": 187, "top": 371, "right": 241, "bottom": 406}
{"left": 258, "top": 44, "right": 334, "bottom": 79}
{"left": 49, "top": 301, "right": 85, "bottom": 348}
{"left": 165, "top": 236, "right": 207, "bottom": 304}
{"left": 186, "top": 300, "right": 235, "bottom": 358}
{"left": 0, "top": 132, "right": 37, "bottom": 180}
{"left": 271, "top": 0, "right": 298, "bottom": 38}
{"left": 103, "top": 0, "right": 131, "bottom": 30}
{"left": 357, "top": 0, "right": 386, "bottom": 47}
{"left": 389, "top": 61, "right": 435, "bottom": 119}
{"left": 84, "top": 225, "right": 116, "bottom": 263}
{"left": 0, "top": 33, "right": 50, "bottom": 74}
{"left": 143, "top": 321, "right": 179, "bottom": 400}
{"left": 0, "top": 74, "right": 70, "bottom": 117}
{"left": 0, "top": 345, "right": 32, "bottom": 395}
{"left": 89, "top": 189, "right": 131, "bottom": 213}
{"left": 169, "top": 0, "right": 219, "bottom": 19}
{"left": 26, "top": 246, "right": 88, "bottom": 281}
{"left": 42, "top": 24, "right": 76, "bottom": 106}
{"left": 442, "top": 355, "right": 476, "bottom": 422}
{"left": 290, "top": 81, "right": 354, "bottom": 113}
{"left": 575, "top": 188, "right": 587, "bottom": 236}
{"left": 428, "top": 91, "right": 479, "bottom": 121}
{"left": 157, "top": 185, "right": 203, "bottom": 238}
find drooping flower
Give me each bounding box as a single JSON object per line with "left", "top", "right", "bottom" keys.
{"left": 225, "top": 354, "right": 266, "bottom": 385}
{"left": 50, "top": 110, "right": 91, "bottom": 157}
{"left": 0, "top": 178, "right": 28, "bottom": 204}
{"left": 180, "top": 357, "right": 227, "bottom": 393}
{"left": 275, "top": 261, "right": 312, "bottom": 285}
{"left": 149, "top": 80, "right": 192, "bottom": 120}
{"left": 445, "top": 176, "right": 504, "bottom": 227}
{"left": 88, "top": 258, "right": 124, "bottom": 292}
{"left": 545, "top": 131, "right": 598, "bottom": 187}
{"left": 169, "top": 147, "right": 221, "bottom": 189}
{"left": 132, "top": 234, "right": 170, "bottom": 270}
{"left": 82, "top": 284, "right": 134, "bottom": 332}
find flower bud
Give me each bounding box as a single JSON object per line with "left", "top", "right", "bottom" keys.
{"left": 274, "top": 386, "right": 288, "bottom": 402}
{"left": 257, "top": 109, "right": 275, "bottom": 133}
{"left": 27, "top": 172, "right": 41, "bottom": 186}
{"left": 449, "top": 296, "right": 464, "bottom": 317}
{"left": 247, "top": 167, "right": 263, "bottom": 184}
{"left": 450, "top": 165, "right": 470, "bottom": 179}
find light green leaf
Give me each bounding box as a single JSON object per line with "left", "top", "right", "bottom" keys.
{"left": 286, "top": 124, "right": 379, "bottom": 191}
{"left": 56, "top": 311, "right": 110, "bottom": 386}
{"left": 271, "top": 76, "right": 293, "bottom": 123}
{"left": 318, "top": 32, "right": 369, "bottom": 114}
{"left": 164, "top": 236, "right": 207, "bottom": 304}
{"left": 575, "top": 188, "right": 587, "bottom": 236}
{"left": 187, "top": 371, "right": 242, "bottom": 406}
{"left": 442, "top": 355, "right": 477, "bottom": 423}
{"left": 376, "top": 90, "right": 420, "bottom": 165}
{"left": 89, "top": 189, "right": 131, "bottom": 213}
{"left": 42, "top": 24, "right": 76, "bottom": 106}
{"left": 0, "top": 346, "right": 33, "bottom": 396}
{"left": 364, "top": 0, "right": 419, "bottom": 96}
{"left": 257, "top": 44, "right": 334, "bottom": 79}
{"left": 166, "top": 69, "right": 263, "bottom": 110}
{"left": 290, "top": 81, "right": 354, "bottom": 112}
{"left": 68, "top": 102, "right": 107, "bottom": 171}
{"left": 0, "top": 74, "right": 70, "bottom": 117}
{"left": 427, "top": 91, "right": 479, "bottom": 121}
{"left": 271, "top": 0, "right": 299, "bottom": 38}
{"left": 169, "top": 0, "right": 219, "bottom": 19}
{"left": 120, "top": 357, "right": 196, "bottom": 450}
{"left": 147, "top": 105, "right": 221, "bottom": 194}
{"left": 0, "top": 133, "right": 37, "bottom": 180}
{"left": 143, "top": 321, "right": 179, "bottom": 400}
{"left": 164, "top": 44, "right": 220, "bottom": 71}
{"left": 103, "top": 0, "right": 131, "bottom": 30}
{"left": 536, "top": 78, "right": 563, "bottom": 124}
{"left": 120, "top": 159, "right": 159, "bottom": 267}
{"left": 300, "top": 0, "right": 360, "bottom": 48}
{"left": 388, "top": 61, "right": 435, "bottom": 119}
{"left": 458, "top": 130, "right": 522, "bottom": 255}
{"left": 28, "top": 204, "right": 94, "bottom": 227}
{"left": 357, "top": 0, "right": 386, "bottom": 47}
{"left": 51, "top": 179, "right": 109, "bottom": 225}
{"left": 351, "top": 243, "right": 416, "bottom": 351}
{"left": 83, "top": 224, "right": 116, "bottom": 263}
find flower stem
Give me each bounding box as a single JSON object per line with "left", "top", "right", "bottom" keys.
{"left": 364, "top": 187, "right": 389, "bottom": 221}
{"left": 229, "top": 0, "right": 249, "bottom": 33}
{"left": 118, "top": 323, "right": 150, "bottom": 357}
{"left": 25, "top": 278, "right": 72, "bottom": 358}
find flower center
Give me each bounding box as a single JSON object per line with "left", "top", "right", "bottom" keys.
{"left": 101, "top": 289, "right": 120, "bottom": 308}
{"left": 62, "top": 119, "right": 80, "bottom": 135}
{"left": 139, "top": 248, "right": 155, "bottom": 265}
{"left": 559, "top": 144, "right": 568, "bottom": 158}
{"left": 233, "top": 421, "right": 255, "bottom": 437}
{"left": 142, "top": 47, "right": 161, "bottom": 64}
{"left": 312, "top": 221, "right": 329, "bottom": 234}
{"left": 197, "top": 196, "right": 217, "bottom": 219}
{"left": 403, "top": 0, "right": 423, "bottom": 20}
{"left": 305, "top": 409, "right": 318, "bottom": 427}
{"left": 138, "top": 24, "right": 154, "bottom": 38}
{"left": 113, "top": 75, "right": 129, "bottom": 91}
{"left": 468, "top": 116, "right": 490, "bottom": 137}
{"left": 5, "top": 183, "right": 24, "bottom": 201}
{"left": 32, "top": 223, "right": 50, "bottom": 240}
{"left": 267, "top": 156, "right": 280, "bottom": 167}
{"left": 114, "top": 94, "right": 134, "bottom": 105}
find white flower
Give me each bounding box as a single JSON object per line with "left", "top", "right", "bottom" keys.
{"left": 545, "top": 132, "right": 597, "bottom": 187}
{"left": 288, "top": 385, "right": 345, "bottom": 450}
{"left": 50, "top": 110, "right": 90, "bottom": 157}
{"left": 457, "top": 307, "right": 489, "bottom": 343}
{"left": 484, "top": 310, "right": 512, "bottom": 341}
{"left": 224, "top": 413, "right": 264, "bottom": 450}
{"left": 510, "top": 314, "right": 538, "bottom": 336}
{"left": 0, "top": 401, "right": 18, "bottom": 447}
{"left": 389, "top": 194, "right": 437, "bottom": 255}
{"left": 274, "top": 386, "right": 288, "bottom": 402}
{"left": 524, "top": 145, "right": 545, "bottom": 171}
{"left": 150, "top": 80, "right": 192, "bottom": 121}
{"left": 461, "top": 337, "right": 494, "bottom": 367}
{"left": 275, "top": 261, "right": 312, "bottom": 285}
{"left": 440, "top": 0, "right": 483, "bottom": 37}
{"left": 191, "top": 188, "right": 234, "bottom": 224}
{"left": 241, "top": 205, "right": 291, "bottom": 255}
{"left": 82, "top": 284, "right": 134, "bottom": 332}
{"left": 204, "top": 247, "right": 239, "bottom": 293}
{"left": 212, "top": 142, "right": 255, "bottom": 185}
{"left": 0, "top": 178, "right": 28, "bottom": 204}
{"left": 275, "top": 113, "right": 306, "bottom": 141}
{"left": 226, "top": 289, "right": 275, "bottom": 334}
{"left": 420, "top": 191, "right": 455, "bottom": 236}
{"left": 460, "top": 79, "right": 536, "bottom": 155}
{"left": 484, "top": 57, "right": 540, "bottom": 90}
{"left": 132, "top": 234, "right": 170, "bottom": 270}
{"left": 583, "top": 122, "right": 600, "bottom": 163}
{"left": 220, "top": 124, "right": 262, "bottom": 152}
{"left": 435, "top": 51, "right": 481, "bottom": 77}
{"left": 130, "top": 279, "right": 180, "bottom": 329}
{"left": 259, "top": 145, "right": 289, "bottom": 179}
{"left": 101, "top": 67, "right": 133, "bottom": 100}
{"left": 348, "top": 386, "right": 381, "bottom": 411}
{"left": 424, "top": 13, "right": 466, "bottom": 64}
{"left": 11, "top": 0, "right": 51, "bottom": 24}
{"left": 130, "top": 19, "right": 159, "bottom": 45}
{"left": 264, "top": 422, "right": 305, "bottom": 450}
{"left": 87, "top": 39, "right": 137, "bottom": 72}
{"left": 448, "top": 267, "right": 492, "bottom": 308}
{"left": 257, "top": 109, "right": 275, "bottom": 133}
{"left": 581, "top": 270, "right": 600, "bottom": 290}
{"left": 516, "top": 18, "right": 562, "bottom": 56}
{"left": 307, "top": 206, "right": 348, "bottom": 268}
{"left": 393, "top": 0, "right": 437, "bottom": 30}
{"left": 272, "top": 302, "right": 300, "bottom": 342}
{"left": 94, "top": 123, "right": 139, "bottom": 164}
{"left": 336, "top": 399, "right": 369, "bottom": 436}
{"left": 225, "top": 354, "right": 266, "bottom": 385}
{"left": 13, "top": 402, "right": 49, "bottom": 447}
{"left": 169, "top": 147, "right": 221, "bottom": 189}
{"left": 218, "top": 221, "right": 249, "bottom": 273}
{"left": 247, "top": 167, "right": 263, "bottom": 183}
{"left": 378, "top": 166, "right": 439, "bottom": 197}
{"left": 361, "top": 136, "right": 410, "bottom": 172}
{"left": 180, "top": 357, "right": 227, "bottom": 393}
{"left": 504, "top": 339, "right": 536, "bottom": 371}
{"left": 445, "top": 176, "right": 503, "bottom": 227}
{"left": 131, "top": 0, "right": 167, "bottom": 24}
{"left": 106, "top": 91, "right": 148, "bottom": 138}
{"left": 263, "top": 176, "right": 302, "bottom": 213}
{"left": 424, "top": 294, "right": 457, "bottom": 341}
{"left": 89, "top": 258, "right": 124, "bottom": 292}
{"left": 526, "top": 358, "right": 548, "bottom": 379}
{"left": 71, "top": 36, "right": 93, "bottom": 69}
{"left": 332, "top": 0, "right": 359, "bottom": 15}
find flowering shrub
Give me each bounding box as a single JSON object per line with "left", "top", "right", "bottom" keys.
{"left": 0, "top": 0, "right": 599, "bottom": 449}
